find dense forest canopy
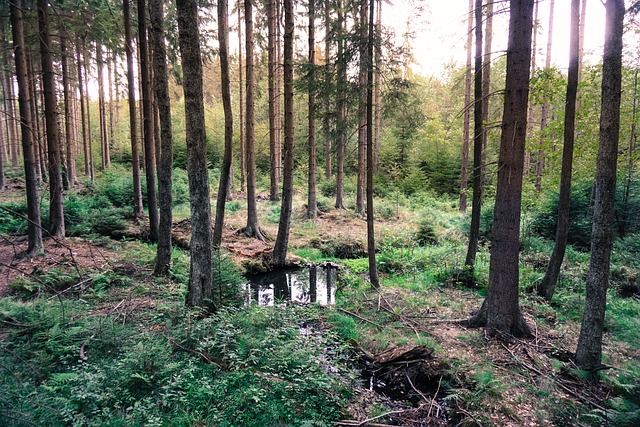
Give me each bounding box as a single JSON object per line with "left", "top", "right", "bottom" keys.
{"left": 0, "top": 0, "right": 639, "bottom": 425}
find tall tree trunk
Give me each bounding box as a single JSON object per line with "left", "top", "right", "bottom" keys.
{"left": 244, "top": 0, "right": 265, "bottom": 240}
{"left": 26, "top": 51, "right": 44, "bottom": 183}
{"left": 150, "top": 0, "right": 174, "bottom": 275}
{"left": 213, "top": 0, "right": 234, "bottom": 248}
{"left": 575, "top": 0, "right": 624, "bottom": 371}
{"left": 578, "top": 0, "right": 588, "bottom": 81}
{"left": 107, "top": 49, "right": 115, "bottom": 167}
{"left": 76, "top": 37, "right": 90, "bottom": 178}
{"left": 61, "top": 35, "right": 76, "bottom": 186}
{"left": 268, "top": 0, "right": 280, "bottom": 201}
{"left": 83, "top": 39, "right": 95, "bottom": 182}
{"left": 324, "top": 0, "right": 332, "bottom": 179}
{"left": 537, "top": 0, "right": 580, "bottom": 302}
{"left": 355, "top": 0, "right": 368, "bottom": 216}
{"left": 0, "top": 113, "right": 4, "bottom": 190}
{"left": 372, "top": 0, "right": 381, "bottom": 174}
{"left": 460, "top": 0, "right": 473, "bottom": 212}
{"left": 97, "top": 44, "right": 108, "bottom": 170}
{"left": 10, "top": 0, "right": 43, "bottom": 255}
{"left": 463, "top": 0, "right": 484, "bottom": 268}
{"left": 366, "top": 0, "right": 379, "bottom": 288}
{"left": 275, "top": 0, "right": 282, "bottom": 185}
{"left": 177, "top": 0, "right": 214, "bottom": 310}
{"left": 38, "top": 0, "right": 65, "bottom": 238}
{"left": 138, "top": 0, "right": 159, "bottom": 241}
{"left": 238, "top": 0, "right": 245, "bottom": 192}
{"left": 335, "top": 1, "right": 346, "bottom": 209}
{"left": 466, "top": 0, "right": 535, "bottom": 337}
{"left": 525, "top": 0, "right": 539, "bottom": 177}
{"left": 273, "top": 0, "right": 295, "bottom": 266}
{"left": 536, "top": 0, "right": 555, "bottom": 192}
{"left": 307, "top": 0, "right": 318, "bottom": 219}
{"left": 124, "top": 0, "right": 144, "bottom": 218}
{"left": 1, "top": 21, "right": 19, "bottom": 170}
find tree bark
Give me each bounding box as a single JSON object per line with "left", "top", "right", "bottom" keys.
{"left": 83, "top": 39, "right": 95, "bottom": 182}
{"left": 238, "top": 1, "right": 245, "bottom": 192}
{"left": 324, "top": 0, "right": 332, "bottom": 179}
{"left": 268, "top": 0, "right": 280, "bottom": 202}
{"left": 107, "top": 49, "right": 115, "bottom": 167}
{"left": 213, "top": 0, "right": 234, "bottom": 248}
{"left": 60, "top": 34, "right": 76, "bottom": 186}
{"left": 307, "top": 0, "right": 318, "bottom": 219}
{"left": 466, "top": 0, "right": 535, "bottom": 337}
{"left": 76, "top": 37, "right": 90, "bottom": 178}
{"left": 138, "top": 0, "right": 159, "bottom": 241}
{"left": 372, "top": 0, "right": 381, "bottom": 174}
{"left": 525, "top": 0, "right": 539, "bottom": 177}
{"left": 575, "top": 0, "right": 624, "bottom": 371}
{"left": 355, "top": 0, "right": 368, "bottom": 216}
{"left": 96, "top": 44, "right": 109, "bottom": 170}
{"left": 177, "top": 0, "right": 214, "bottom": 310}
{"left": 481, "top": 0, "right": 493, "bottom": 181}
{"left": 10, "top": 0, "right": 43, "bottom": 255}
{"left": 273, "top": 0, "right": 295, "bottom": 266}
{"left": 150, "top": 0, "right": 174, "bottom": 275}
{"left": 26, "top": 50, "right": 44, "bottom": 183}
{"left": 537, "top": 0, "right": 580, "bottom": 302}
{"left": 366, "top": 0, "right": 379, "bottom": 289}
{"left": 38, "top": 0, "right": 65, "bottom": 239}
{"left": 1, "top": 21, "right": 20, "bottom": 171}
{"left": 335, "top": 1, "right": 346, "bottom": 209}
{"left": 244, "top": 0, "right": 265, "bottom": 240}
{"left": 124, "top": 0, "right": 144, "bottom": 218}
{"left": 460, "top": 0, "right": 473, "bottom": 212}
{"left": 464, "top": 0, "right": 484, "bottom": 268}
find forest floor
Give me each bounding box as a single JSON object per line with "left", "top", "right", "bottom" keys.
{"left": 1, "top": 184, "right": 638, "bottom": 426}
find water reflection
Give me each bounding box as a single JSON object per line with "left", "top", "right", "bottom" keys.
{"left": 245, "top": 265, "right": 338, "bottom": 306}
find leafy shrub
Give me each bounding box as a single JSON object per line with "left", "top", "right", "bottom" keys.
{"left": 416, "top": 220, "right": 438, "bottom": 246}
{"left": 316, "top": 196, "right": 333, "bottom": 213}
{"left": 225, "top": 200, "right": 243, "bottom": 214}
{"left": 320, "top": 178, "right": 336, "bottom": 197}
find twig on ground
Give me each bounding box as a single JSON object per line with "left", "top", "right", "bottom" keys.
{"left": 338, "top": 308, "right": 383, "bottom": 330}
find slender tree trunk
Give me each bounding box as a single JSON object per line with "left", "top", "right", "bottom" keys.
{"left": 466, "top": 0, "right": 535, "bottom": 337}
{"left": 26, "top": 51, "right": 44, "bottom": 183}
{"left": 213, "top": 0, "right": 234, "bottom": 248}
{"left": 460, "top": 0, "right": 473, "bottom": 212}
{"left": 83, "top": 39, "right": 95, "bottom": 182}
{"left": 373, "top": 0, "right": 381, "bottom": 174}
{"left": 76, "top": 37, "right": 89, "bottom": 178}
{"left": 324, "top": 0, "right": 332, "bottom": 179}
{"left": 536, "top": 0, "right": 555, "bottom": 192}
{"left": 97, "top": 44, "right": 108, "bottom": 170}
{"left": 107, "top": 49, "right": 115, "bottom": 167}
{"left": 1, "top": 21, "right": 19, "bottom": 170}
{"left": 138, "top": 0, "right": 159, "bottom": 241}
{"left": 355, "top": 0, "right": 368, "bottom": 216}
{"left": 575, "top": 0, "right": 624, "bottom": 371}
{"left": 578, "top": 0, "right": 588, "bottom": 81}
{"left": 335, "top": 1, "right": 346, "bottom": 209}
{"left": 244, "top": 0, "right": 265, "bottom": 240}
{"left": 307, "top": 0, "right": 318, "bottom": 219}
{"left": 525, "top": 0, "right": 539, "bottom": 177}
{"left": 275, "top": 0, "right": 282, "bottom": 185}
{"left": 537, "top": 0, "right": 580, "bottom": 301}
{"left": 238, "top": 1, "right": 245, "bottom": 192}
{"left": 150, "top": 0, "right": 174, "bottom": 275}
{"left": 124, "top": 0, "right": 144, "bottom": 218}
{"left": 0, "top": 114, "right": 4, "bottom": 190}
{"left": 177, "top": 0, "right": 214, "bottom": 310}
{"left": 10, "top": 0, "right": 43, "bottom": 255}
{"left": 268, "top": 0, "right": 280, "bottom": 201}
{"left": 464, "top": 0, "right": 484, "bottom": 268}
{"left": 61, "top": 35, "right": 76, "bottom": 186}
{"left": 38, "top": 0, "right": 65, "bottom": 239}
{"left": 366, "top": 0, "right": 379, "bottom": 288}
{"left": 273, "top": 0, "right": 295, "bottom": 267}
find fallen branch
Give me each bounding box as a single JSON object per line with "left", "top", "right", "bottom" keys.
{"left": 338, "top": 308, "right": 383, "bottom": 330}
{"left": 334, "top": 408, "right": 408, "bottom": 426}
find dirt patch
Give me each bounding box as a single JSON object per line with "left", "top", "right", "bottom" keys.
{"left": 0, "top": 237, "right": 118, "bottom": 296}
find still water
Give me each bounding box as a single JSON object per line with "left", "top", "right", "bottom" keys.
{"left": 244, "top": 264, "right": 338, "bottom": 306}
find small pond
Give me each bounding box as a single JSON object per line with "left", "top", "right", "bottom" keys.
{"left": 244, "top": 264, "right": 338, "bottom": 306}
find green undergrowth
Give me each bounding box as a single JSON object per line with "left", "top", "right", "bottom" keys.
{"left": 0, "top": 270, "right": 355, "bottom": 426}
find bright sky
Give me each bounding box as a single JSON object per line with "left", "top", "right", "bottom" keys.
{"left": 388, "top": 0, "right": 609, "bottom": 78}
